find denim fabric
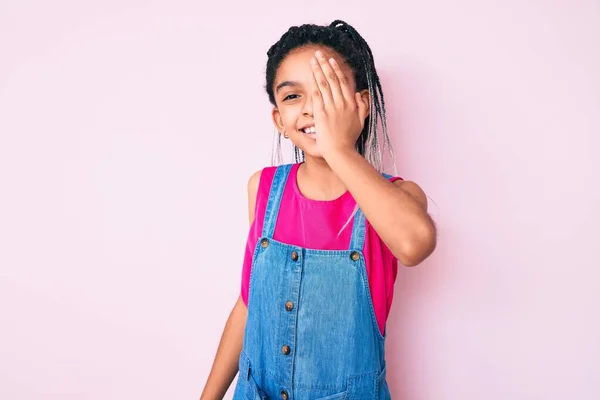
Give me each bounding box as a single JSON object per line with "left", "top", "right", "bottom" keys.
{"left": 233, "top": 164, "right": 391, "bottom": 400}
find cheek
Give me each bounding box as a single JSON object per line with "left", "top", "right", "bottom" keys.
{"left": 279, "top": 105, "right": 302, "bottom": 129}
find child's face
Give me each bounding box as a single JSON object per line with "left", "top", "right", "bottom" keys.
{"left": 271, "top": 45, "right": 357, "bottom": 159}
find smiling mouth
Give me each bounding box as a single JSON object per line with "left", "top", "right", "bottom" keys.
{"left": 301, "top": 126, "right": 316, "bottom": 134}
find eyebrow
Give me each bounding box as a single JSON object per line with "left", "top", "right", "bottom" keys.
{"left": 275, "top": 80, "right": 300, "bottom": 93}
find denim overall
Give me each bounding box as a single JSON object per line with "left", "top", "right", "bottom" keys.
{"left": 233, "top": 164, "right": 391, "bottom": 400}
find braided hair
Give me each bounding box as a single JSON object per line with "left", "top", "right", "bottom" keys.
{"left": 265, "top": 20, "right": 394, "bottom": 173}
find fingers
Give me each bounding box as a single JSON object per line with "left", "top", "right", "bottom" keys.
{"left": 310, "top": 55, "right": 334, "bottom": 108}
{"left": 311, "top": 50, "right": 367, "bottom": 128}
{"left": 328, "top": 57, "right": 354, "bottom": 104}
{"left": 314, "top": 51, "right": 344, "bottom": 105}
{"left": 310, "top": 63, "right": 325, "bottom": 115}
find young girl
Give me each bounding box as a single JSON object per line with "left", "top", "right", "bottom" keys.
{"left": 201, "top": 20, "right": 436, "bottom": 400}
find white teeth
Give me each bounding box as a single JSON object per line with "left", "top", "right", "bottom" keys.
{"left": 303, "top": 127, "right": 316, "bottom": 134}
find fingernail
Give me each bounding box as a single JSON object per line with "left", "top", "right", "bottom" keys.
{"left": 310, "top": 57, "right": 317, "bottom": 65}
{"left": 315, "top": 50, "right": 324, "bottom": 59}
{"left": 329, "top": 58, "right": 336, "bottom": 65}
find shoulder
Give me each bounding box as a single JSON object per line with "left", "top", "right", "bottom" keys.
{"left": 247, "top": 167, "right": 273, "bottom": 224}
{"left": 247, "top": 164, "right": 291, "bottom": 193}
{"left": 246, "top": 164, "right": 295, "bottom": 222}
{"left": 247, "top": 170, "right": 262, "bottom": 224}
{"left": 246, "top": 166, "right": 273, "bottom": 203}
{"left": 248, "top": 163, "right": 298, "bottom": 190}
{"left": 248, "top": 163, "right": 299, "bottom": 194}
{"left": 247, "top": 169, "right": 263, "bottom": 197}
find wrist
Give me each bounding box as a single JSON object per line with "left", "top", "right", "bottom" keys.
{"left": 323, "top": 145, "right": 360, "bottom": 169}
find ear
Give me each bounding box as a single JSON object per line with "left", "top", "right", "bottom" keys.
{"left": 271, "top": 107, "right": 285, "bottom": 134}
{"left": 359, "top": 89, "right": 370, "bottom": 117}
{"left": 355, "top": 89, "right": 371, "bottom": 123}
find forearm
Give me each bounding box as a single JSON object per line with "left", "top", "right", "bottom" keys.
{"left": 326, "top": 148, "right": 436, "bottom": 265}
{"left": 200, "top": 296, "right": 247, "bottom": 400}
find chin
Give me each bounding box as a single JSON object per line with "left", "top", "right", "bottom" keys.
{"left": 293, "top": 142, "right": 322, "bottom": 160}
{"left": 303, "top": 150, "right": 324, "bottom": 160}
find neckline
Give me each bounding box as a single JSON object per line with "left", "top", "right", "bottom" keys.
{"left": 291, "top": 162, "right": 353, "bottom": 204}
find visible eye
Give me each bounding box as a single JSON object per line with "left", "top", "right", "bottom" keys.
{"left": 283, "top": 94, "right": 300, "bottom": 101}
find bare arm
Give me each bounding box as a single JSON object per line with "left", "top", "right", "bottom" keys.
{"left": 305, "top": 49, "right": 436, "bottom": 266}
{"left": 200, "top": 296, "right": 247, "bottom": 400}
{"left": 327, "top": 149, "right": 437, "bottom": 266}
{"left": 199, "top": 170, "right": 261, "bottom": 400}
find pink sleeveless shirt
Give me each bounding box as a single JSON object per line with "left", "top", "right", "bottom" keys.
{"left": 240, "top": 163, "right": 401, "bottom": 334}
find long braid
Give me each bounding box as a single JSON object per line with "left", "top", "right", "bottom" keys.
{"left": 329, "top": 20, "right": 394, "bottom": 173}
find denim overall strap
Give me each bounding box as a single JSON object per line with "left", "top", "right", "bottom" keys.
{"left": 261, "top": 164, "right": 293, "bottom": 239}
{"left": 348, "top": 208, "right": 367, "bottom": 251}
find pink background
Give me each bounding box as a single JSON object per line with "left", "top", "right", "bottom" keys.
{"left": 1, "top": 1, "right": 598, "bottom": 399}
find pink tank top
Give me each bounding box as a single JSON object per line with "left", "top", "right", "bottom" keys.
{"left": 240, "top": 163, "right": 401, "bottom": 334}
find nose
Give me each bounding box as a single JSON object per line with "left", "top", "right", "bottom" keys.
{"left": 301, "top": 94, "right": 313, "bottom": 117}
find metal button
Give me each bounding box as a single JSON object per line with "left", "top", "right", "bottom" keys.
{"left": 350, "top": 251, "right": 360, "bottom": 261}
{"left": 281, "top": 390, "right": 288, "bottom": 400}
{"left": 285, "top": 301, "right": 294, "bottom": 311}
{"left": 291, "top": 251, "right": 298, "bottom": 261}
{"left": 260, "top": 238, "right": 269, "bottom": 248}
{"left": 282, "top": 345, "right": 291, "bottom": 355}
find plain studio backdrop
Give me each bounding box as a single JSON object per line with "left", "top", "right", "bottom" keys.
{"left": 1, "top": 1, "right": 598, "bottom": 399}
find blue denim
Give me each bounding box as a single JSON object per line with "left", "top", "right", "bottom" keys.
{"left": 233, "top": 164, "right": 391, "bottom": 400}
